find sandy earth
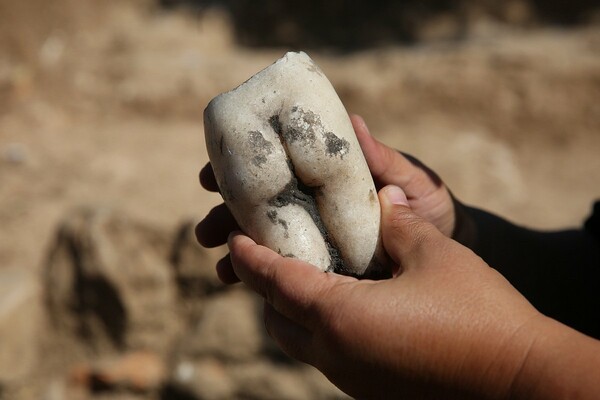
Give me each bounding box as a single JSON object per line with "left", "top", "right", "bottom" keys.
{"left": 0, "top": 5, "right": 600, "bottom": 276}
{"left": 1, "top": 3, "right": 599, "bottom": 274}
{"left": 0, "top": 0, "right": 599, "bottom": 398}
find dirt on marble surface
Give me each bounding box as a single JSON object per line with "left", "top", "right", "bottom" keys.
{"left": 0, "top": 0, "right": 599, "bottom": 399}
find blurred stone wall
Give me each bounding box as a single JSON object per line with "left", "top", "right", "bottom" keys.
{"left": 0, "top": 207, "right": 348, "bottom": 399}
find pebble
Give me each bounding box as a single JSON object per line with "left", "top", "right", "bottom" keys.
{"left": 69, "top": 351, "right": 166, "bottom": 392}
{"left": 2, "top": 143, "right": 29, "bottom": 165}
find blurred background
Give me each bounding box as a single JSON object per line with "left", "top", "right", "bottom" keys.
{"left": 0, "top": 0, "right": 599, "bottom": 399}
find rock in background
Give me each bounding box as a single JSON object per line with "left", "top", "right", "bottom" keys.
{"left": 5, "top": 207, "right": 345, "bottom": 400}
{"left": 45, "top": 207, "right": 179, "bottom": 354}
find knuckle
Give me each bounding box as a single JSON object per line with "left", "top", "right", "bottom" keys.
{"left": 388, "top": 208, "right": 424, "bottom": 238}
{"left": 387, "top": 208, "right": 438, "bottom": 254}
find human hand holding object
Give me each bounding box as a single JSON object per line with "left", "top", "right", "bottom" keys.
{"left": 196, "top": 52, "right": 600, "bottom": 399}
{"left": 197, "top": 113, "right": 458, "bottom": 281}
{"left": 226, "top": 186, "right": 600, "bottom": 399}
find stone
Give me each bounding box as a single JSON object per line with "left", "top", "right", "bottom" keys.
{"left": 2, "top": 143, "right": 29, "bottom": 165}
{"left": 170, "top": 221, "right": 224, "bottom": 299}
{"left": 179, "top": 288, "right": 264, "bottom": 362}
{"left": 170, "top": 221, "right": 226, "bottom": 323}
{"left": 44, "top": 207, "right": 179, "bottom": 354}
{"left": 204, "top": 51, "right": 388, "bottom": 279}
{"left": 229, "top": 361, "right": 314, "bottom": 400}
{"left": 0, "top": 268, "right": 40, "bottom": 383}
{"left": 168, "top": 358, "right": 234, "bottom": 400}
{"left": 69, "top": 351, "right": 166, "bottom": 392}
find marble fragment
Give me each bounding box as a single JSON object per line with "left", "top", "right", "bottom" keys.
{"left": 204, "top": 52, "right": 388, "bottom": 278}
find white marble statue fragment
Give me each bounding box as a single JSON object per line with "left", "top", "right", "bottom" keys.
{"left": 204, "top": 52, "right": 388, "bottom": 278}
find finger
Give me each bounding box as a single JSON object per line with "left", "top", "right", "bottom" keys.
{"left": 228, "top": 231, "right": 352, "bottom": 330}
{"left": 351, "top": 114, "right": 443, "bottom": 193}
{"left": 263, "top": 302, "right": 315, "bottom": 365}
{"left": 378, "top": 185, "right": 446, "bottom": 270}
{"left": 215, "top": 253, "right": 240, "bottom": 284}
{"left": 199, "top": 163, "right": 220, "bottom": 192}
{"left": 195, "top": 203, "right": 239, "bottom": 247}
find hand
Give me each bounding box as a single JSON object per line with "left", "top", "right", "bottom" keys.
{"left": 227, "top": 185, "right": 600, "bottom": 399}
{"left": 227, "top": 185, "right": 539, "bottom": 398}
{"left": 196, "top": 115, "right": 458, "bottom": 282}
{"left": 351, "top": 115, "right": 455, "bottom": 237}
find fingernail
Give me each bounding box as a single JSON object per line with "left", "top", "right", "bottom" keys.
{"left": 383, "top": 185, "right": 409, "bottom": 206}
{"left": 358, "top": 116, "right": 371, "bottom": 136}
{"left": 351, "top": 114, "right": 370, "bottom": 135}
{"left": 227, "top": 231, "right": 238, "bottom": 248}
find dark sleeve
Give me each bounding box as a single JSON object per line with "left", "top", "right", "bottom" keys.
{"left": 454, "top": 200, "right": 600, "bottom": 339}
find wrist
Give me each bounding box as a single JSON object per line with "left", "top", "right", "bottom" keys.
{"left": 506, "top": 316, "right": 600, "bottom": 399}
{"left": 413, "top": 307, "right": 548, "bottom": 399}
{"left": 454, "top": 312, "right": 546, "bottom": 399}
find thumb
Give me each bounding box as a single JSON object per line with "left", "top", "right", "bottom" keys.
{"left": 378, "top": 185, "right": 445, "bottom": 270}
